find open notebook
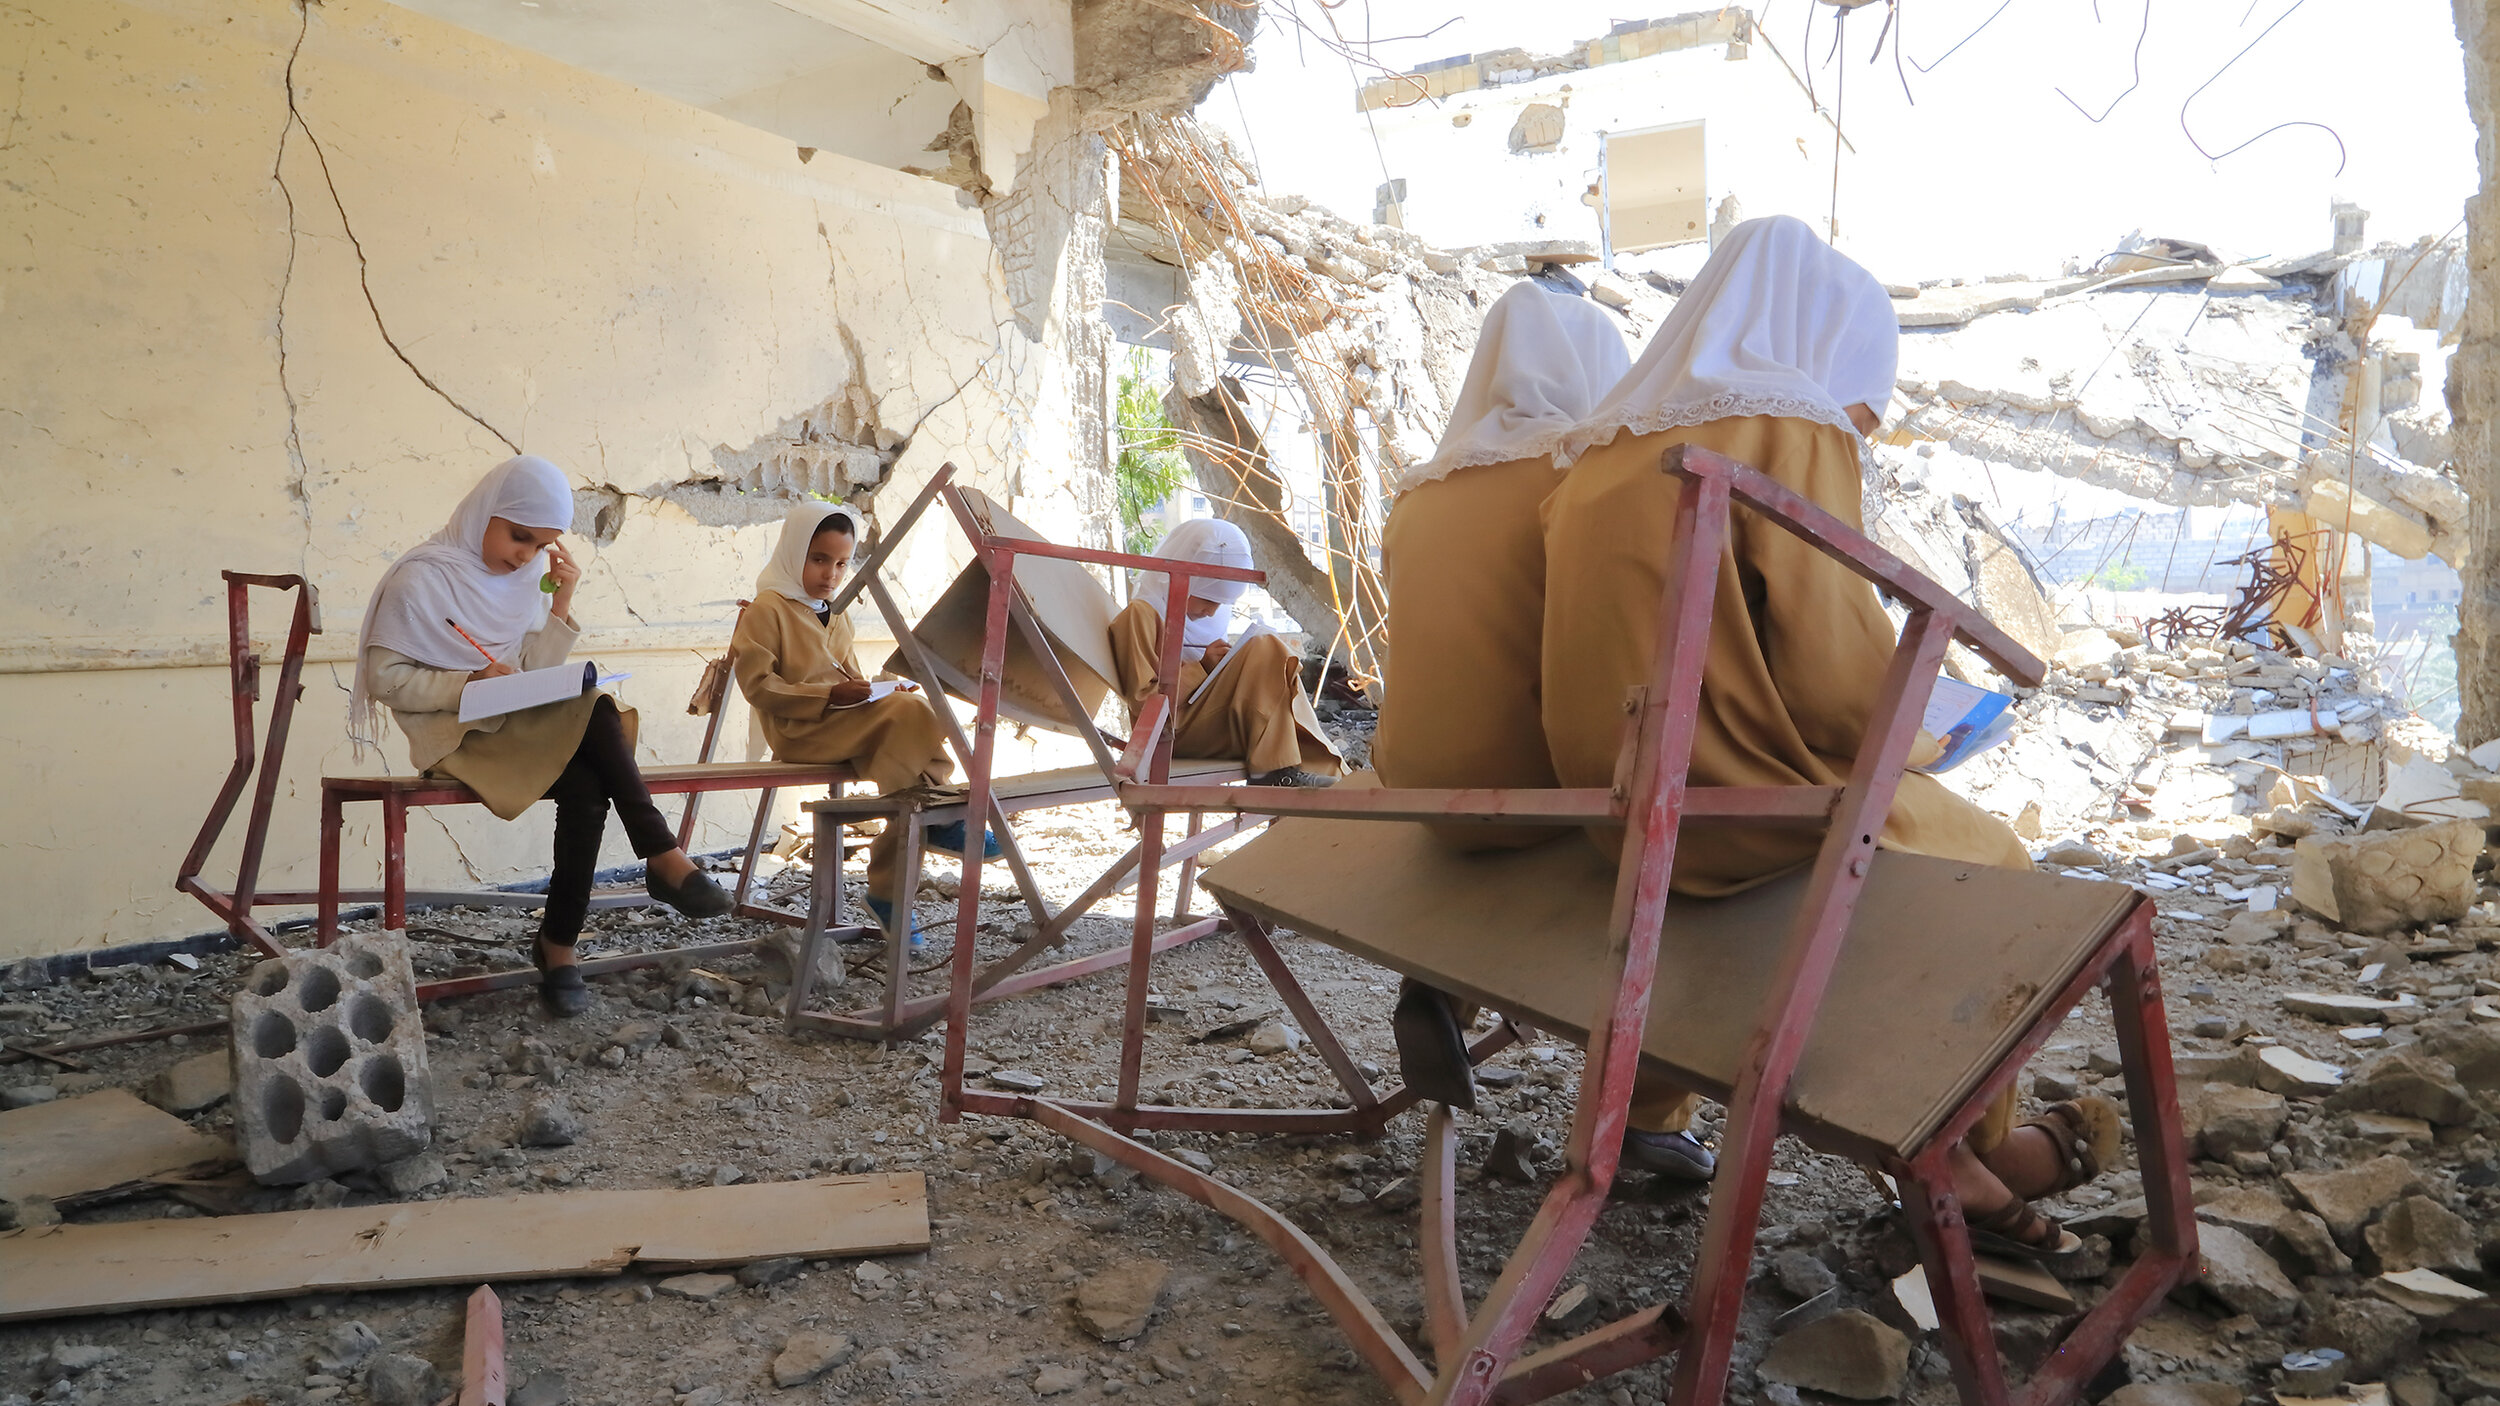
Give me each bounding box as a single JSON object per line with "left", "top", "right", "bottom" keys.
{"left": 458, "top": 661, "right": 630, "bottom": 723}
{"left": 1187, "top": 623, "right": 1278, "bottom": 705}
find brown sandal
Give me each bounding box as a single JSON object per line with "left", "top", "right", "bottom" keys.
{"left": 2022, "top": 1096, "right": 2123, "bottom": 1195}
{"left": 1967, "top": 1195, "right": 2082, "bottom": 1261}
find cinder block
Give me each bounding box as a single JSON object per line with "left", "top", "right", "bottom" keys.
{"left": 229, "top": 933, "right": 434, "bottom": 1185}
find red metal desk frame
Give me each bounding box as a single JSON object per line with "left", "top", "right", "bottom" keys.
{"left": 920, "top": 444, "right": 2197, "bottom": 1406}
{"left": 780, "top": 479, "right": 1258, "bottom": 1042}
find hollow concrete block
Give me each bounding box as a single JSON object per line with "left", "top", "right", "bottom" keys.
{"left": 229, "top": 933, "right": 434, "bottom": 1185}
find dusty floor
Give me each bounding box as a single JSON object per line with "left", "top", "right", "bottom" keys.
{"left": 3, "top": 745, "right": 2497, "bottom": 1406}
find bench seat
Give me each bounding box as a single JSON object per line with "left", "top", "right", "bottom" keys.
{"left": 1199, "top": 814, "right": 2139, "bottom": 1160}
{"left": 801, "top": 758, "right": 1245, "bottom": 819}
{"left": 325, "top": 760, "right": 856, "bottom": 802}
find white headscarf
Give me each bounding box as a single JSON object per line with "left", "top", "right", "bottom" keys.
{"left": 348, "top": 455, "right": 575, "bottom": 753}
{"left": 1136, "top": 518, "right": 1254, "bottom": 659}
{"left": 1391, "top": 282, "right": 1632, "bottom": 494}
{"left": 1552, "top": 215, "right": 1898, "bottom": 468}
{"left": 756, "top": 501, "right": 868, "bottom": 608}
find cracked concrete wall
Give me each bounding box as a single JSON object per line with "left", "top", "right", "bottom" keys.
{"left": 2454, "top": 0, "right": 2500, "bottom": 746}
{"left": 0, "top": 0, "right": 1101, "bottom": 959}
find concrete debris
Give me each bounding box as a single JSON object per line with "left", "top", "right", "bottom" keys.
{"left": 2104, "top": 1383, "right": 2241, "bottom": 1406}
{"left": 366, "top": 1353, "right": 444, "bottom": 1406}
{"left": 2292, "top": 820, "right": 2487, "bottom": 934}
{"left": 1074, "top": 1259, "right": 1170, "bottom": 1342}
{"left": 518, "top": 1097, "right": 586, "bottom": 1148}
{"left": 2190, "top": 1083, "right": 2288, "bottom": 1157}
{"left": 2361, "top": 1194, "right": 2482, "bottom": 1276}
{"left": 2283, "top": 1156, "right": 2424, "bottom": 1240}
{"left": 2254, "top": 1044, "right": 2346, "bottom": 1098}
{"left": 771, "top": 1331, "right": 856, "bottom": 1387}
{"left": 2318, "top": 1295, "right": 2425, "bottom": 1380}
{"left": 2194, "top": 1223, "right": 2302, "bottom": 1323}
{"left": 1755, "top": 1308, "right": 1911, "bottom": 1401}
{"left": 228, "top": 933, "right": 434, "bottom": 1186}
{"left": 142, "top": 1050, "right": 233, "bottom": 1115}
{"left": 2370, "top": 1267, "right": 2493, "bottom": 1321}
{"left": 654, "top": 1272, "right": 739, "bottom": 1302}
{"left": 2326, "top": 1048, "right": 2478, "bottom": 1124}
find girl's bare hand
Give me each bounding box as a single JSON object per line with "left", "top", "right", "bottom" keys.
{"left": 544, "top": 542, "right": 583, "bottom": 592}
{"left": 469, "top": 660, "right": 517, "bottom": 682}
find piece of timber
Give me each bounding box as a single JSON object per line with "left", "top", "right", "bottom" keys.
{"left": 1116, "top": 783, "right": 1839, "bottom": 827}
{"left": 462, "top": 1285, "right": 507, "bottom": 1406}
{"left": 0, "top": 1173, "right": 925, "bottom": 1321}
{"left": 0, "top": 1088, "right": 235, "bottom": 1204}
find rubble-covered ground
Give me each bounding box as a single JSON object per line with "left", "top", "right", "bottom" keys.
{"left": 2, "top": 681, "right": 2497, "bottom": 1406}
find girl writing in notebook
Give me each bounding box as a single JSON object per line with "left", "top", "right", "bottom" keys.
{"left": 731, "top": 502, "right": 986, "bottom": 941}
{"left": 349, "top": 455, "right": 731, "bottom": 1016}
{"left": 1106, "top": 518, "right": 1341, "bottom": 788}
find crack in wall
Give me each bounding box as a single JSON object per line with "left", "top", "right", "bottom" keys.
{"left": 271, "top": 0, "right": 316, "bottom": 573}
{"left": 276, "top": 0, "right": 518, "bottom": 458}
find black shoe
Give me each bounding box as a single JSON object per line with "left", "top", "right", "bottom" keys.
{"left": 536, "top": 942, "right": 591, "bottom": 1017}
{"left": 1391, "top": 979, "right": 1476, "bottom": 1110}
{"left": 646, "top": 864, "right": 732, "bottom": 919}
{"left": 1621, "top": 1128, "right": 1716, "bottom": 1183}
{"left": 1251, "top": 767, "right": 1337, "bottom": 788}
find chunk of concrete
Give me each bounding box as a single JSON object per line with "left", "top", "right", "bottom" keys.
{"left": 2104, "top": 1383, "right": 2241, "bottom": 1406}
{"left": 771, "top": 1331, "right": 855, "bottom": 1387}
{"left": 2254, "top": 1046, "right": 2345, "bottom": 1098}
{"left": 2315, "top": 1296, "right": 2422, "bottom": 1379}
{"left": 1756, "top": 1309, "right": 1911, "bottom": 1401}
{"left": 367, "top": 1353, "right": 443, "bottom": 1406}
{"left": 2195, "top": 1224, "right": 2300, "bottom": 1323}
{"left": 2284, "top": 1155, "right": 2422, "bottom": 1241}
{"left": 1075, "top": 1259, "right": 1170, "bottom": 1342}
{"left": 654, "top": 1272, "right": 737, "bottom": 1301}
{"left": 2291, "top": 819, "right": 2485, "bottom": 934}
{"left": 229, "top": 932, "right": 433, "bottom": 1186}
{"left": 2327, "top": 1049, "right": 2477, "bottom": 1125}
{"left": 2192, "top": 1084, "right": 2288, "bottom": 1158}
{"left": 2362, "top": 1195, "right": 2480, "bottom": 1277}
{"left": 144, "top": 1052, "right": 233, "bottom": 1115}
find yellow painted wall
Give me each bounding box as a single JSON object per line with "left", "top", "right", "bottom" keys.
{"left": 0, "top": 0, "right": 1100, "bottom": 959}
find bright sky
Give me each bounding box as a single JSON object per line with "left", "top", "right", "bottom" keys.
{"left": 1206, "top": 1, "right": 2478, "bottom": 282}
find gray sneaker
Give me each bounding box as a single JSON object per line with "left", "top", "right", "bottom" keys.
{"left": 1250, "top": 767, "right": 1336, "bottom": 788}
{"left": 1621, "top": 1128, "right": 1716, "bottom": 1182}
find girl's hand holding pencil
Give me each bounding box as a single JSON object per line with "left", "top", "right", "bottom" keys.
{"left": 447, "top": 618, "right": 516, "bottom": 683}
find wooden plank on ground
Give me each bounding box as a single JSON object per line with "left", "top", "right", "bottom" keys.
{"left": 0, "top": 1173, "right": 926, "bottom": 1321}
{"left": 0, "top": 1088, "right": 234, "bottom": 1204}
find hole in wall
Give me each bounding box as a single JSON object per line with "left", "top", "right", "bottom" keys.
{"left": 360, "top": 1055, "right": 407, "bottom": 1114}
{"left": 297, "top": 967, "right": 341, "bottom": 1013}
{"left": 305, "top": 1026, "right": 350, "bottom": 1080}
{"left": 347, "top": 993, "right": 395, "bottom": 1044}
{"left": 251, "top": 1012, "right": 298, "bottom": 1060}
{"left": 263, "top": 1081, "right": 304, "bottom": 1144}
{"left": 345, "top": 949, "right": 386, "bottom": 980}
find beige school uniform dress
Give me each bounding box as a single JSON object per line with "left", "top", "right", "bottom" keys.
{"left": 1108, "top": 598, "right": 1342, "bottom": 777}
{"left": 365, "top": 616, "right": 628, "bottom": 819}
{"left": 1542, "top": 218, "right": 2031, "bottom": 1142}
{"left": 732, "top": 590, "right": 953, "bottom": 898}
{"left": 1373, "top": 282, "right": 1631, "bottom": 850}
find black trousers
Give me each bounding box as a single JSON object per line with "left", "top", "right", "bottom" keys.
{"left": 540, "top": 695, "right": 675, "bottom": 947}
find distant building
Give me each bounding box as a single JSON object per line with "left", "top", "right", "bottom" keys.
{"left": 1351, "top": 9, "right": 1844, "bottom": 266}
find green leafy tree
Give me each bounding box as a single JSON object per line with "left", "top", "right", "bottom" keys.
{"left": 1114, "top": 347, "right": 1190, "bottom": 553}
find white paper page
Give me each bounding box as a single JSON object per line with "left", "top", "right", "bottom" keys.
{"left": 1187, "top": 623, "right": 1277, "bottom": 705}
{"left": 865, "top": 680, "right": 917, "bottom": 704}
{"left": 457, "top": 661, "right": 628, "bottom": 723}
